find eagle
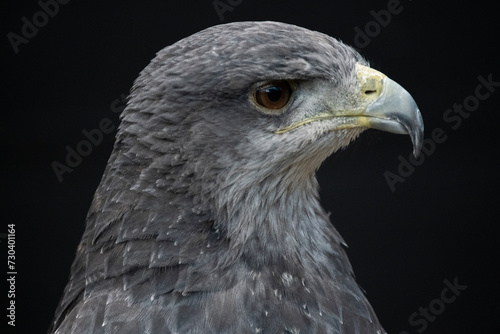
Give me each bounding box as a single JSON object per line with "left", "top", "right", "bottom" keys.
{"left": 49, "top": 21, "right": 423, "bottom": 334}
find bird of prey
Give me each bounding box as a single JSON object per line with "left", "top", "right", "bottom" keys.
{"left": 49, "top": 21, "right": 423, "bottom": 334}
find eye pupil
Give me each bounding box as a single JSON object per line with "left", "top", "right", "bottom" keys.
{"left": 254, "top": 80, "right": 292, "bottom": 111}
{"left": 265, "top": 86, "right": 282, "bottom": 102}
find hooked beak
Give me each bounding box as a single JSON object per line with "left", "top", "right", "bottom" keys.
{"left": 359, "top": 65, "right": 424, "bottom": 157}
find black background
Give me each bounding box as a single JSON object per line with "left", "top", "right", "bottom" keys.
{"left": 2, "top": 1, "right": 498, "bottom": 333}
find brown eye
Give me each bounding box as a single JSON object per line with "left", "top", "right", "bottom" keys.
{"left": 254, "top": 80, "right": 292, "bottom": 110}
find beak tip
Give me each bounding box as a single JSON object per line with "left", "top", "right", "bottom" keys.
{"left": 412, "top": 137, "right": 423, "bottom": 158}
{"left": 410, "top": 109, "right": 424, "bottom": 158}
{"left": 412, "top": 147, "right": 421, "bottom": 158}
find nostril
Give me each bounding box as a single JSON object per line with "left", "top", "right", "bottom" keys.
{"left": 365, "top": 90, "right": 377, "bottom": 95}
